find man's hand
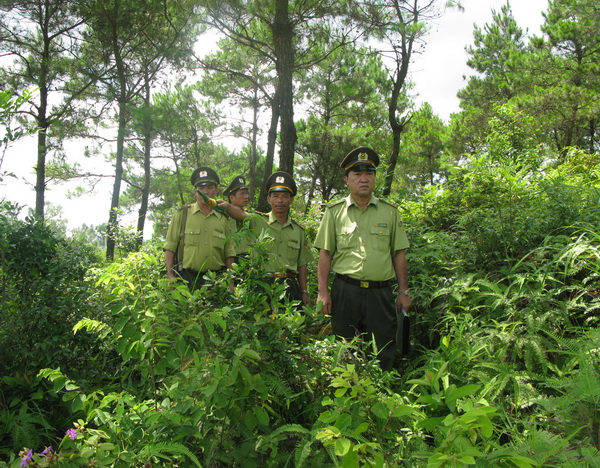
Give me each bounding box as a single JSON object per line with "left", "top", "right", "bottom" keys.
{"left": 396, "top": 292, "right": 411, "bottom": 312}
{"left": 301, "top": 291, "right": 310, "bottom": 306}
{"left": 317, "top": 249, "right": 333, "bottom": 314}
{"left": 218, "top": 199, "right": 247, "bottom": 221}
{"left": 165, "top": 250, "right": 178, "bottom": 280}
{"left": 317, "top": 291, "right": 332, "bottom": 314}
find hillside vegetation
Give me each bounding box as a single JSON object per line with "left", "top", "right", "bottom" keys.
{"left": 1, "top": 150, "right": 599, "bottom": 467}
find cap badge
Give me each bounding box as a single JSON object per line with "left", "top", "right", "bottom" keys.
{"left": 276, "top": 176, "right": 284, "bottom": 183}
{"left": 238, "top": 178, "right": 243, "bottom": 183}
{"left": 200, "top": 171, "right": 207, "bottom": 177}
{"left": 358, "top": 153, "right": 368, "bottom": 161}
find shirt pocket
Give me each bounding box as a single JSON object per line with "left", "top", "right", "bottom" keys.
{"left": 212, "top": 229, "right": 226, "bottom": 251}
{"left": 370, "top": 224, "right": 390, "bottom": 252}
{"left": 185, "top": 229, "right": 202, "bottom": 246}
{"left": 287, "top": 238, "right": 300, "bottom": 251}
{"left": 337, "top": 224, "right": 357, "bottom": 250}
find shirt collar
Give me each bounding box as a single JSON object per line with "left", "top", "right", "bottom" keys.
{"left": 346, "top": 194, "right": 379, "bottom": 208}
{"left": 268, "top": 211, "right": 292, "bottom": 227}
{"left": 192, "top": 201, "right": 221, "bottom": 217}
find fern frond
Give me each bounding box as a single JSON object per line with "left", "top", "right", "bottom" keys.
{"left": 263, "top": 423, "right": 311, "bottom": 439}
{"left": 293, "top": 437, "right": 316, "bottom": 468}
{"left": 262, "top": 373, "right": 296, "bottom": 403}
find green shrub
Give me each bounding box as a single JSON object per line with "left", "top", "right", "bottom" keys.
{"left": 0, "top": 205, "right": 101, "bottom": 378}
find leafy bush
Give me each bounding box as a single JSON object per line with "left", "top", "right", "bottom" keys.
{"left": 0, "top": 205, "right": 101, "bottom": 378}
{"left": 3, "top": 154, "right": 600, "bottom": 466}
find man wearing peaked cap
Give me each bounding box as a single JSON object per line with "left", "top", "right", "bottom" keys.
{"left": 221, "top": 171, "right": 313, "bottom": 305}
{"left": 265, "top": 171, "right": 297, "bottom": 196}
{"left": 163, "top": 166, "right": 234, "bottom": 291}
{"left": 191, "top": 166, "right": 220, "bottom": 186}
{"left": 223, "top": 175, "right": 251, "bottom": 260}
{"left": 340, "top": 146, "right": 380, "bottom": 173}
{"left": 314, "top": 146, "right": 411, "bottom": 371}
{"left": 223, "top": 175, "right": 249, "bottom": 199}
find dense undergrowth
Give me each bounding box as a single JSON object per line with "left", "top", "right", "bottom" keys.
{"left": 1, "top": 151, "right": 599, "bottom": 467}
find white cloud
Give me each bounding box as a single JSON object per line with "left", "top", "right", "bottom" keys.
{"left": 411, "top": 0, "right": 548, "bottom": 121}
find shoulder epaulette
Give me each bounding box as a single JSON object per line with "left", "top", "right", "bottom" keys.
{"left": 291, "top": 218, "right": 306, "bottom": 230}
{"left": 325, "top": 199, "right": 345, "bottom": 209}
{"left": 380, "top": 198, "right": 399, "bottom": 209}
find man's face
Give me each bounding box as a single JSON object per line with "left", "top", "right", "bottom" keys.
{"left": 345, "top": 170, "right": 375, "bottom": 197}
{"left": 267, "top": 190, "right": 293, "bottom": 215}
{"left": 195, "top": 183, "right": 218, "bottom": 201}
{"left": 229, "top": 188, "right": 249, "bottom": 209}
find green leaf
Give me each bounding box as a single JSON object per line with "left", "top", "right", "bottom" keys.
{"left": 510, "top": 455, "right": 538, "bottom": 467}
{"left": 243, "top": 410, "right": 257, "bottom": 431}
{"left": 331, "top": 377, "right": 350, "bottom": 388}
{"left": 71, "top": 394, "right": 86, "bottom": 413}
{"left": 391, "top": 405, "right": 415, "bottom": 417}
{"left": 371, "top": 402, "right": 389, "bottom": 420}
{"left": 254, "top": 406, "right": 269, "bottom": 427}
{"left": 479, "top": 416, "right": 494, "bottom": 438}
{"left": 334, "top": 437, "right": 351, "bottom": 456}
{"left": 316, "top": 426, "right": 341, "bottom": 441}
{"left": 417, "top": 416, "right": 446, "bottom": 430}
{"left": 445, "top": 384, "right": 480, "bottom": 403}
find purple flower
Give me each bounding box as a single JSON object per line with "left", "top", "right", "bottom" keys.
{"left": 41, "top": 446, "right": 54, "bottom": 455}
{"left": 20, "top": 449, "right": 33, "bottom": 466}
{"left": 66, "top": 428, "right": 78, "bottom": 440}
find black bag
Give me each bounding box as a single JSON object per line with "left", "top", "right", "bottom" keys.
{"left": 395, "top": 306, "right": 410, "bottom": 355}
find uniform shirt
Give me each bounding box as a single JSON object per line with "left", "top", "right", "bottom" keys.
{"left": 228, "top": 217, "right": 251, "bottom": 256}
{"left": 164, "top": 202, "right": 235, "bottom": 272}
{"left": 247, "top": 212, "right": 313, "bottom": 273}
{"left": 314, "top": 195, "right": 409, "bottom": 281}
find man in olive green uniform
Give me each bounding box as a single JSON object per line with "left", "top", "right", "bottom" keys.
{"left": 222, "top": 171, "right": 313, "bottom": 305}
{"left": 223, "top": 175, "right": 250, "bottom": 260}
{"left": 314, "top": 147, "right": 410, "bottom": 370}
{"left": 164, "top": 166, "right": 235, "bottom": 290}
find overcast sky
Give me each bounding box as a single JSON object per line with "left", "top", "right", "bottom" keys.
{"left": 411, "top": 0, "right": 548, "bottom": 121}
{"left": 1, "top": 0, "right": 549, "bottom": 234}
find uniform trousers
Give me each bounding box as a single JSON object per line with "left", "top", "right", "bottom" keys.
{"left": 330, "top": 276, "right": 397, "bottom": 371}
{"left": 180, "top": 268, "right": 224, "bottom": 291}
{"left": 263, "top": 277, "right": 303, "bottom": 303}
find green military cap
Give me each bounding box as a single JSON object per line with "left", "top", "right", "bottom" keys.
{"left": 223, "top": 175, "right": 248, "bottom": 197}
{"left": 191, "top": 166, "right": 220, "bottom": 187}
{"left": 265, "top": 171, "right": 297, "bottom": 196}
{"left": 340, "top": 146, "right": 380, "bottom": 172}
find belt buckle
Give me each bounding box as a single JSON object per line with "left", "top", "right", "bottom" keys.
{"left": 360, "top": 281, "right": 369, "bottom": 289}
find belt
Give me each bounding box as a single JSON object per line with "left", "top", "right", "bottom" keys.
{"left": 335, "top": 273, "right": 393, "bottom": 289}
{"left": 182, "top": 267, "right": 225, "bottom": 275}
{"left": 268, "top": 272, "right": 298, "bottom": 279}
